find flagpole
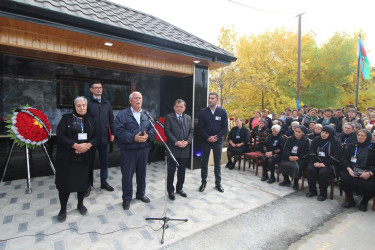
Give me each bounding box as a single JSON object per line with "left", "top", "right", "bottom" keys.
{"left": 355, "top": 34, "right": 361, "bottom": 108}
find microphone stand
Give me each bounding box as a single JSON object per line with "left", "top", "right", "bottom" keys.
{"left": 144, "top": 111, "right": 188, "bottom": 244}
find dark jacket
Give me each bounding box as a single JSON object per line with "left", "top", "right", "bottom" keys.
{"left": 87, "top": 96, "right": 114, "bottom": 145}
{"left": 309, "top": 135, "right": 342, "bottom": 171}
{"left": 286, "top": 117, "right": 302, "bottom": 128}
{"left": 55, "top": 113, "right": 98, "bottom": 192}
{"left": 198, "top": 106, "right": 228, "bottom": 143}
{"left": 317, "top": 116, "right": 339, "bottom": 131}
{"left": 164, "top": 112, "right": 193, "bottom": 159}
{"left": 337, "top": 132, "right": 357, "bottom": 144}
{"left": 302, "top": 115, "right": 319, "bottom": 128}
{"left": 263, "top": 133, "right": 285, "bottom": 154}
{"left": 282, "top": 135, "right": 310, "bottom": 161}
{"left": 114, "top": 108, "right": 155, "bottom": 150}
{"left": 227, "top": 126, "right": 250, "bottom": 154}
{"left": 342, "top": 141, "right": 375, "bottom": 172}
{"left": 342, "top": 116, "right": 365, "bottom": 131}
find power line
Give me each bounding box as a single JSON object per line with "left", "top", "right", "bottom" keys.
{"left": 228, "top": 0, "right": 299, "bottom": 15}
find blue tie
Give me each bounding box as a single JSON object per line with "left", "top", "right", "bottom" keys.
{"left": 178, "top": 116, "right": 184, "bottom": 140}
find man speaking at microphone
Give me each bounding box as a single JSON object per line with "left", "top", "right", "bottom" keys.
{"left": 114, "top": 91, "right": 155, "bottom": 210}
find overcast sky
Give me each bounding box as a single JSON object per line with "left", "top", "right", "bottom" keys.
{"left": 111, "top": 0, "right": 374, "bottom": 65}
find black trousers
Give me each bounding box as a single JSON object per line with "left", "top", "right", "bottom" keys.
{"left": 201, "top": 141, "right": 223, "bottom": 185}
{"left": 59, "top": 191, "right": 85, "bottom": 211}
{"left": 341, "top": 171, "right": 375, "bottom": 203}
{"left": 261, "top": 154, "right": 282, "bottom": 174}
{"left": 307, "top": 163, "right": 334, "bottom": 195}
{"left": 167, "top": 157, "right": 187, "bottom": 194}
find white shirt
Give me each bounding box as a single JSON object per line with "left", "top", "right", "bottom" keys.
{"left": 210, "top": 105, "right": 217, "bottom": 115}
{"left": 131, "top": 107, "right": 142, "bottom": 126}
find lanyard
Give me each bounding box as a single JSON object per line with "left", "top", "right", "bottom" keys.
{"left": 320, "top": 141, "right": 329, "bottom": 151}
{"left": 237, "top": 128, "right": 241, "bottom": 137}
{"left": 295, "top": 139, "right": 300, "bottom": 146}
{"left": 75, "top": 117, "right": 84, "bottom": 133}
{"left": 354, "top": 146, "right": 358, "bottom": 157}
{"left": 344, "top": 137, "right": 349, "bottom": 143}
{"left": 368, "top": 144, "right": 373, "bottom": 148}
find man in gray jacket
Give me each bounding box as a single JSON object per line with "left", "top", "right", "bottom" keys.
{"left": 164, "top": 99, "right": 193, "bottom": 200}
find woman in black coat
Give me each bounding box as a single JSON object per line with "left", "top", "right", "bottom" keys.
{"left": 278, "top": 125, "right": 310, "bottom": 190}
{"left": 306, "top": 126, "right": 342, "bottom": 201}
{"left": 226, "top": 118, "right": 250, "bottom": 170}
{"left": 341, "top": 129, "right": 375, "bottom": 212}
{"left": 55, "top": 96, "right": 98, "bottom": 222}
{"left": 261, "top": 124, "right": 285, "bottom": 183}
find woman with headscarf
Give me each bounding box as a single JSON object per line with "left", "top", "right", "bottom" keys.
{"left": 306, "top": 126, "right": 342, "bottom": 201}
{"left": 341, "top": 129, "right": 375, "bottom": 212}
{"left": 55, "top": 96, "right": 98, "bottom": 222}
{"left": 278, "top": 125, "right": 310, "bottom": 190}
{"left": 226, "top": 118, "right": 250, "bottom": 170}
{"left": 261, "top": 124, "right": 285, "bottom": 183}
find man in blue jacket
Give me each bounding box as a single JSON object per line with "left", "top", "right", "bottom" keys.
{"left": 86, "top": 81, "right": 115, "bottom": 196}
{"left": 198, "top": 92, "right": 228, "bottom": 193}
{"left": 114, "top": 92, "right": 155, "bottom": 210}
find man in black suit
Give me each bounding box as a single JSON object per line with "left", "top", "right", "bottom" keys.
{"left": 164, "top": 99, "right": 193, "bottom": 200}
{"left": 198, "top": 92, "right": 228, "bottom": 193}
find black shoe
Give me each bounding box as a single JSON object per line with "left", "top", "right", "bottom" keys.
{"left": 168, "top": 193, "right": 175, "bottom": 200}
{"left": 84, "top": 186, "right": 91, "bottom": 197}
{"left": 359, "top": 203, "right": 368, "bottom": 212}
{"left": 341, "top": 201, "right": 356, "bottom": 208}
{"left": 77, "top": 205, "right": 88, "bottom": 215}
{"left": 136, "top": 195, "right": 151, "bottom": 203}
{"left": 293, "top": 182, "right": 299, "bottom": 190}
{"left": 267, "top": 178, "right": 275, "bottom": 184}
{"left": 317, "top": 195, "right": 326, "bottom": 201}
{"left": 57, "top": 210, "right": 66, "bottom": 223}
{"left": 306, "top": 192, "right": 317, "bottom": 197}
{"left": 261, "top": 175, "right": 269, "bottom": 181}
{"left": 122, "top": 200, "right": 130, "bottom": 210}
{"left": 199, "top": 183, "right": 206, "bottom": 192}
{"left": 228, "top": 163, "right": 236, "bottom": 170}
{"left": 100, "top": 182, "right": 114, "bottom": 192}
{"left": 215, "top": 184, "right": 224, "bottom": 193}
{"left": 225, "top": 162, "right": 231, "bottom": 168}
{"left": 176, "top": 190, "right": 187, "bottom": 197}
{"left": 279, "top": 181, "right": 291, "bottom": 186}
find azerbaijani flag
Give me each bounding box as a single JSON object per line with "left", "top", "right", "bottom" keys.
{"left": 358, "top": 37, "right": 371, "bottom": 79}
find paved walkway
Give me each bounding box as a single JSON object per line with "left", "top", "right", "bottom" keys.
{"left": 0, "top": 162, "right": 295, "bottom": 250}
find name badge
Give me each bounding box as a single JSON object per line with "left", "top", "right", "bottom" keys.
{"left": 78, "top": 133, "right": 88, "bottom": 140}
{"left": 215, "top": 116, "right": 221, "bottom": 121}
{"left": 236, "top": 135, "right": 240, "bottom": 139}
{"left": 292, "top": 146, "right": 298, "bottom": 154}
{"left": 350, "top": 156, "right": 357, "bottom": 163}
{"left": 318, "top": 151, "right": 326, "bottom": 157}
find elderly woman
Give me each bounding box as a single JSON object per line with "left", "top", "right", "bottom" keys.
{"left": 302, "top": 108, "right": 319, "bottom": 128}
{"left": 55, "top": 96, "right": 98, "bottom": 222}
{"left": 308, "top": 123, "right": 322, "bottom": 140}
{"left": 317, "top": 108, "right": 339, "bottom": 131}
{"left": 226, "top": 118, "right": 250, "bottom": 170}
{"left": 285, "top": 121, "right": 299, "bottom": 137}
{"left": 279, "top": 125, "right": 310, "bottom": 190}
{"left": 341, "top": 129, "right": 375, "bottom": 211}
{"left": 306, "top": 126, "right": 342, "bottom": 201}
{"left": 261, "top": 125, "right": 285, "bottom": 183}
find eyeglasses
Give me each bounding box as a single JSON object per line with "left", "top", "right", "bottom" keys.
{"left": 91, "top": 87, "right": 102, "bottom": 90}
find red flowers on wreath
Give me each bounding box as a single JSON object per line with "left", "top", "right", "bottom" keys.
{"left": 6, "top": 106, "right": 51, "bottom": 148}
{"left": 154, "top": 117, "right": 167, "bottom": 143}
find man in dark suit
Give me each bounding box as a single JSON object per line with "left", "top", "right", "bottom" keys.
{"left": 164, "top": 99, "right": 193, "bottom": 200}
{"left": 198, "top": 92, "right": 228, "bottom": 193}
{"left": 86, "top": 81, "right": 115, "bottom": 196}
{"left": 114, "top": 91, "right": 155, "bottom": 210}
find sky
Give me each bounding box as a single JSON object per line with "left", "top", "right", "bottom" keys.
{"left": 111, "top": 0, "right": 374, "bottom": 65}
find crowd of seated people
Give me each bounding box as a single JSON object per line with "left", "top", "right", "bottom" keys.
{"left": 234, "top": 105, "right": 375, "bottom": 211}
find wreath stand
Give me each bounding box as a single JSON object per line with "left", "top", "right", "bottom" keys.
{"left": 1, "top": 140, "right": 55, "bottom": 194}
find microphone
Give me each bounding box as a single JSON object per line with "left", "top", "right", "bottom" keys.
{"left": 144, "top": 110, "right": 154, "bottom": 123}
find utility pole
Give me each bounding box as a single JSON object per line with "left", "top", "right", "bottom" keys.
{"left": 296, "top": 13, "right": 305, "bottom": 109}
{"left": 355, "top": 34, "right": 361, "bottom": 108}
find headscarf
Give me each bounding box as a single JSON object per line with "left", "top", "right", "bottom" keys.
{"left": 72, "top": 97, "right": 87, "bottom": 118}
{"left": 357, "top": 129, "right": 372, "bottom": 147}
{"left": 321, "top": 125, "right": 335, "bottom": 141}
